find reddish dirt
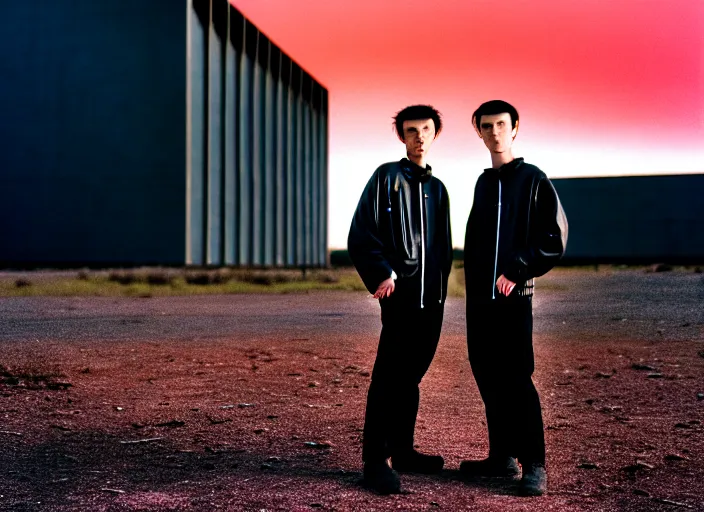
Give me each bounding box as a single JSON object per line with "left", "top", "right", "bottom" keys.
{"left": 0, "top": 268, "right": 703, "bottom": 511}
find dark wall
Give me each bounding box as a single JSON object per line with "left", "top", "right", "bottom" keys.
{"left": 0, "top": 1, "right": 187, "bottom": 266}
{"left": 552, "top": 174, "right": 704, "bottom": 263}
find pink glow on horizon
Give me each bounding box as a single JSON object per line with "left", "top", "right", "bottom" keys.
{"left": 230, "top": 0, "right": 704, "bottom": 247}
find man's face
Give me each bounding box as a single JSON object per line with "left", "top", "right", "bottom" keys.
{"left": 401, "top": 118, "right": 436, "bottom": 160}
{"left": 476, "top": 112, "right": 518, "bottom": 154}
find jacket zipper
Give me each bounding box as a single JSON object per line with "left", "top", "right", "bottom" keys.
{"left": 419, "top": 182, "right": 425, "bottom": 309}
{"left": 492, "top": 179, "right": 502, "bottom": 300}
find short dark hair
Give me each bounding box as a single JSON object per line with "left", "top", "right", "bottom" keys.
{"left": 473, "top": 100, "right": 519, "bottom": 130}
{"left": 393, "top": 105, "right": 443, "bottom": 140}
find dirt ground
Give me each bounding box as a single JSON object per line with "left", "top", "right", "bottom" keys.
{"left": 1, "top": 267, "right": 703, "bottom": 511}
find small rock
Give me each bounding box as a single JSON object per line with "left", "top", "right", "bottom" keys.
{"left": 646, "top": 373, "right": 664, "bottom": 379}
{"left": 600, "top": 405, "right": 623, "bottom": 413}
{"left": 632, "top": 489, "right": 650, "bottom": 497}
{"left": 310, "top": 504, "right": 323, "bottom": 508}
{"left": 266, "top": 456, "right": 281, "bottom": 463}
{"left": 577, "top": 462, "right": 599, "bottom": 469}
{"left": 267, "top": 415, "right": 278, "bottom": 420}
{"left": 253, "top": 428, "right": 268, "bottom": 434}
{"left": 260, "top": 463, "right": 275, "bottom": 470}
{"left": 430, "top": 502, "right": 441, "bottom": 508}
{"left": 287, "top": 372, "right": 302, "bottom": 376}
{"left": 237, "top": 403, "right": 255, "bottom": 408}
{"left": 664, "top": 454, "right": 687, "bottom": 461}
{"left": 308, "top": 382, "right": 320, "bottom": 388}
{"left": 359, "top": 371, "right": 371, "bottom": 377}
{"left": 697, "top": 393, "right": 704, "bottom": 401}
{"left": 631, "top": 363, "right": 656, "bottom": 371}
{"left": 155, "top": 420, "right": 185, "bottom": 428}
{"left": 674, "top": 422, "right": 693, "bottom": 429}
{"left": 594, "top": 372, "right": 612, "bottom": 379}
{"left": 207, "top": 416, "right": 231, "bottom": 425}
{"left": 219, "top": 405, "right": 235, "bottom": 409}
{"left": 621, "top": 461, "right": 654, "bottom": 473}
{"left": 115, "top": 406, "right": 124, "bottom": 411}
{"left": 304, "top": 441, "right": 332, "bottom": 449}
{"left": 585, "top": 399, "right": 596, "bottom": 405}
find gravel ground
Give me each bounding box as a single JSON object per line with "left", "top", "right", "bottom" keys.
{"left": 0, "top": 267, "right": 703, "bottom": 511}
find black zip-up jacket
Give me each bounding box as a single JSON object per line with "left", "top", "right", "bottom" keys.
{"left": 348, "top": 158, "right": 453, "bottom": 309}
{"left": 464, "top": 158, "right": 568, "bottom": 303}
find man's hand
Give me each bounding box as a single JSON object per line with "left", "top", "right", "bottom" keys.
{"left": 373, "top": 277, "right": 395, "bottom": 299}
{"left": 496, "top": 274, "right": 516, "bottom": 296}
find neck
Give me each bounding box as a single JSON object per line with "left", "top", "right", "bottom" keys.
{"left": 407, "top": 153, "right": 426, "bottom": 168}
{"left": 490, "top": 149, "right": 514, "bottom": 169}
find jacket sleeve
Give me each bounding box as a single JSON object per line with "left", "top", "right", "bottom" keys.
{"left": 503, "top": 177, "right": 568, "bottom": 282}
{"left": 347, "top": 170, "right": 394, "bottom": 294}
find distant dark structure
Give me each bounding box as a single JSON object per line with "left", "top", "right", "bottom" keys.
{"left": 0, "top": 0, "right": 328, "bottom": 268}
{"left": 552, "top": 174, "right": 704, "bottom": 264}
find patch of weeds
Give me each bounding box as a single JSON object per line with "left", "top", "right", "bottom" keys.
{"left": 184, "top": 269, "right": 232, "bottom": 285}
{"left": 236, "top": 270, "right": 300, "bottom": 286}
{"left": 108, "top": 271, "right": 140, "bottom": 285}
{"left": 146, "top": 270, "right": 177, "bottom": 286}
{"left": 315, "top": 272, "right": 339, "bottom": 284}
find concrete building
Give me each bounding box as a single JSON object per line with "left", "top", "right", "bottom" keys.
{"left": 552, "top": 174, "right": 704, "bottom": 263}
{"left": 0, "top": 0, "right": 328, "bottom": 268}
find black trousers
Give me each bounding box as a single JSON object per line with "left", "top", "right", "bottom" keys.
{"left": 466, "top": 298, "right": 545, "bottom": 465}
{"left": 362, "top": 301, "right": 444, "bottom": 462}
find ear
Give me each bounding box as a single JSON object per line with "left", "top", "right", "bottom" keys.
{"left": 472, "top": 115, "right": 482, "bottom": 138}
{"left": 512, "top": 119, "right": 519, "bottom": 140}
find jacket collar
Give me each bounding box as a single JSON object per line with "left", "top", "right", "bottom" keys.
{"left": 400, "top": 158, "right": 433, "bottom": 183}
{"left": 484, "top": 157, "right": 524, "bottom": 174}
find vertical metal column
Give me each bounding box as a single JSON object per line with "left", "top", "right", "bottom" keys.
{"left": 187, "top": 0, "right": 329, "bottom": 268}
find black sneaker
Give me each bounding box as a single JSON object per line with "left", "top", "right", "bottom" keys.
{"left": 363, "top": 460, "right": 401, "bottom": 494}
{"left": 459, "top": 456, "right": 520, "bottom": 478}
{"left": 519, "top": 463, "right": 547, "bottom": 496}
{"left": 391, "top": 450, "right": 444, "bottom": 474}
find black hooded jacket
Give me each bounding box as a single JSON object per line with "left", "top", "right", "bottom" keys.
{"left": 348, "top": 158, "right": 453, "bottom": 309}
{"left": 464, "top": 158, "right": 568, "bottom": 303}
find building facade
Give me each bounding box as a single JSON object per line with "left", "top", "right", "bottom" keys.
{"left": 0, "top": 0, "right": 328, "bottom": 267}
{"left": 552, "top": 174, "right": 704, "bottom": 263}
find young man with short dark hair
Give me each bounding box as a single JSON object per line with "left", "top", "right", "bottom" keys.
{"left": 461, "top": 100, "right": 568, "bottom": 496}
{"left": 348, "top": 104, "right": 453, "bottom": 494}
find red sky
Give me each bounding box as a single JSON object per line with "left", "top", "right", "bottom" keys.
{"left": 231, "top": 0, "right": 704, "bottom": 248}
